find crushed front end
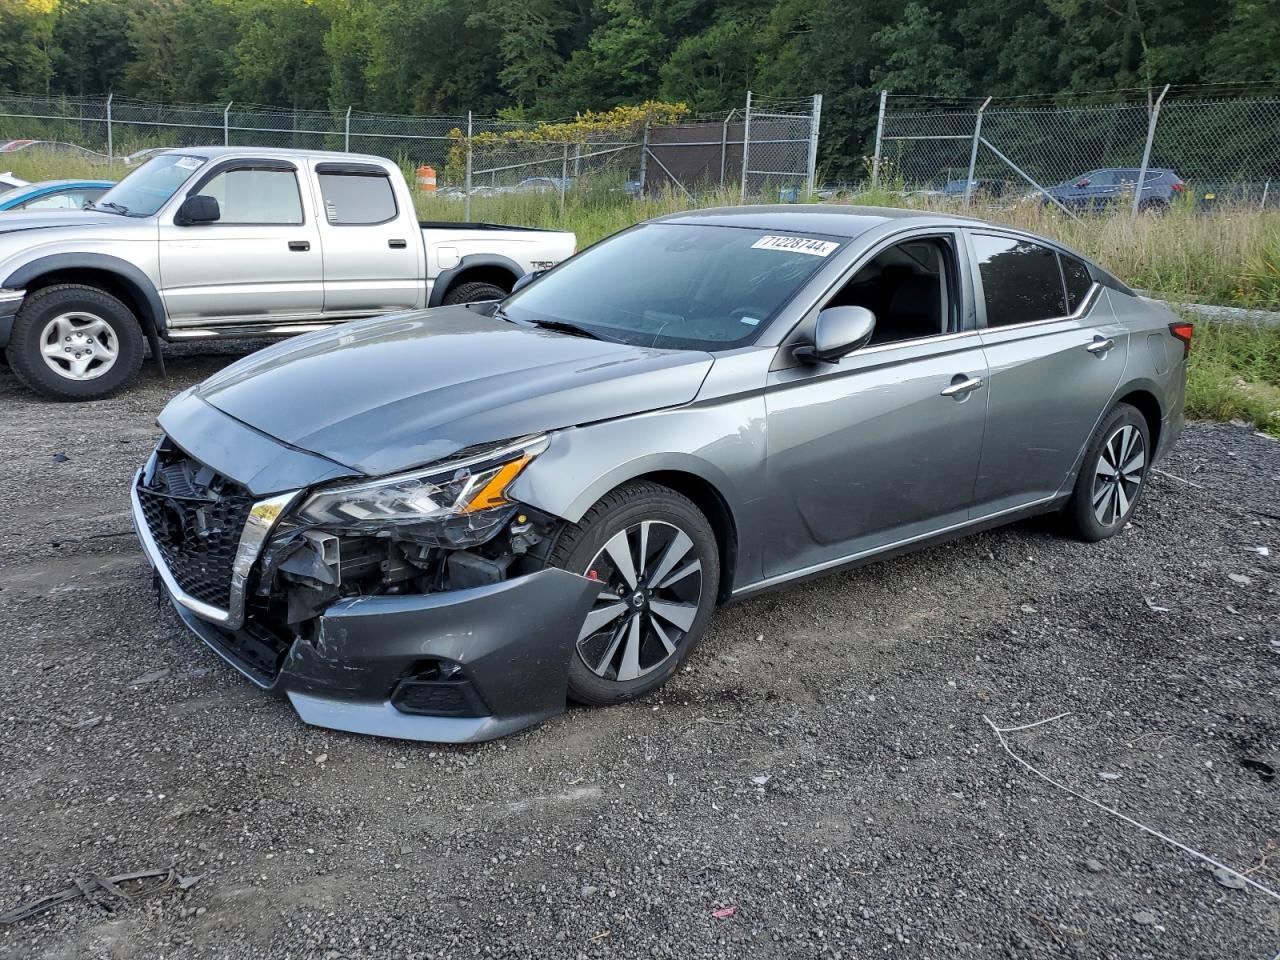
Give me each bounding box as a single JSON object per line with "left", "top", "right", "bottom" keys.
{"left": 131, "top": 432, "right": 596, "bottom": 743}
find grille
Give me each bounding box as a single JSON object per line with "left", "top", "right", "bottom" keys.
{"left": 137, "top": 443, "right": 255, "bottom": 611}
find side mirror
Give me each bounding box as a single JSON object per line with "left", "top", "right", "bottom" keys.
{"left": 793, "top": 306, "right": 876, "bottom": 365}
{"left": 510, "top": 270, "right": 544, "bottom": 294}
{"left": 176, "top": 194, "right": 220, "bottom": 225}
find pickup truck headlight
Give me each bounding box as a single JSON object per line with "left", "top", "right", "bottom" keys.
{"left": 295, "top": 435, "right": 548, "bottom": 546}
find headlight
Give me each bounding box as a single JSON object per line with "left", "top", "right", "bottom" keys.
{"left": 295, "top": 435, "right": 548, "bottom": 546}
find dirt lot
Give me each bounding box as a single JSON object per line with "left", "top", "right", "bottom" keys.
{"left": 0, "top": 346, "right": 1277, "bottom": 960}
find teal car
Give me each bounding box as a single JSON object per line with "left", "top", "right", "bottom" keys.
{"left": 0, "top": 179, "right": 114, "bottom": 212}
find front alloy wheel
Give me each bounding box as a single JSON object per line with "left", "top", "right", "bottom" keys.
{"left": 547, "top": 481, "right": 720, "bottom": 705}
{"left": 577, "top": 520, "right": 703, "bottom": 681}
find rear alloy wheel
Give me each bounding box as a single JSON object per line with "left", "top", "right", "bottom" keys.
{"left": 549, "top": 482, "right": 720, "bottom": 705}
{"left": 1063, "top": 403, "right": 1151, "bottom": 541}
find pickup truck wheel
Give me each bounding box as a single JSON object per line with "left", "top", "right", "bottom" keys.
{"left": 8, "top": 284, "right": 144, "bottom": 401}
{"left": 442, "top": 281, "right": 508, "bottom": 305}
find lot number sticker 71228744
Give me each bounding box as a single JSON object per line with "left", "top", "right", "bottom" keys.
{"left": 750, "top": 235, "right": 840, "bottom": 257}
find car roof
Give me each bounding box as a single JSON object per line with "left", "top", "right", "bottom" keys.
{"left": 158, "top": 145, "right": 394, "bottom": 165}
{"left": 653, "top": 203, "right": 982, "bottom": 239}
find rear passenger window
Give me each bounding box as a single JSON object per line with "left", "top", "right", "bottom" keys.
{"left": 318, "top": 172, "right": 397, "bottom": 225}
{"left": 1060, "top": 253, "right": 1093, "bottom": 311}
{"left": 972, "top": 234, "right": 1067, "bottom": 327}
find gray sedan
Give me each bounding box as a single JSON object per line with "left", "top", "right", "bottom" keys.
{"left": 132, "top": 205, "right": 1189, "bottom": 742}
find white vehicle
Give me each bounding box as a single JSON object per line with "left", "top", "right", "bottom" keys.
{"left": 0, "top": 147, "right": 576, "bottom": 400}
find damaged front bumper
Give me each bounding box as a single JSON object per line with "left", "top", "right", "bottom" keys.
{"left": 132, "top": 468, "right": 598, "bottom": 743}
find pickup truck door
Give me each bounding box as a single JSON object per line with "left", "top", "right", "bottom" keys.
{"left": 312, "top": 162, "right": 422, "bottom": 315}
{"left": 157, "top": 158, "right": 323, "bottom": 325}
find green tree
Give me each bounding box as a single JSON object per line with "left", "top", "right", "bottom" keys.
{"left": 52, "top": 0, "right": 135, "bottom": 96}
{"left": 123, "top": 0, "right": 237, "bottom": 102}
{"left": 222, "top": 0, "right": 331, "bottom": 110}
{"left": 0, "top": 0, "right": 56, "bottom": 95}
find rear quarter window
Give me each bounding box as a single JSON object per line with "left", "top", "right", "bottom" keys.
{"left": 318, "top": 172, "right": 397, "bottom": 225}
{"left": 1060, "top": 253, "right": 1094, "bottom": 311}
{"left": 972, "top": 234, "right": 1067, "bottom": 327}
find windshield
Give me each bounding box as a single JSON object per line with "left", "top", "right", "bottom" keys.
{"left": 94, "top": 154, "right": 207, "bottom": 216}
{"left": 501, "top": 223, "right": 842, "bottom": 350}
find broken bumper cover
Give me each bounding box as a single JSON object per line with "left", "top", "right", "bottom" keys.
{"left": 141, "top": 543, "right": 598, "bottom": 743}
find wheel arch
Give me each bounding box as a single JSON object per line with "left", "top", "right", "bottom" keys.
{"left": 1115, "top": 386, "right": 1162, "bottom": 454}
{"left": 632, "top": 469, "right": 738, "bottom": 604}
{"left": 428, "top": 254, "right": 523, "bottom": 307}
{"left": 5, "top": 254, "right": 166, "bottom": 374}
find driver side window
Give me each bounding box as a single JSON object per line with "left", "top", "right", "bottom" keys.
{"left": 823, "top": 237, "right": 957, "bottom": 346}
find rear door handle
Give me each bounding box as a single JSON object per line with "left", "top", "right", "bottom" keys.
{"left": 1086, "top": 336, "right": 1115, "bottom": 355}
{"left": 288, "top": 240, "right": 310, "bottom": 252}
{"left": 388, "top": 238, "right": 407, "bottom": 249}
{"left": 940, "top": 375, "right": 984, "bottom": 398}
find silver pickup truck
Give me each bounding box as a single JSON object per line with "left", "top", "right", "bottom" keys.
{"left": 0, "top": 147, "right": 575, "bottom": 400}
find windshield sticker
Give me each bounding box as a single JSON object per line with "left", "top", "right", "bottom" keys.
{"left": 739, "top": 316, "right": 761, "bottom": 326}
{"left": 174, "top": 156, "right": 203, "bottom": 170}
{"left": 751, "top": 235, "right": 839, "bottom": 257}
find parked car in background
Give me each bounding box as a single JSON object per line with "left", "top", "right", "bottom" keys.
{"left": 0, "top": 147, "right": 575, "bottom": 400}
{"left": 0, "top": 179, "right": 113, "bottom": 212}
{"left": 938, "top": 178, "right": 1015, "bottom": 201}
{"left": 1034, "top": 167, "right": 1185, "bottom": 211}
{"left": 0, "top": 171, "right": 29, "bottom": 194}
{"left": 132, "top": 205, "right": 1189, "bottom": 743}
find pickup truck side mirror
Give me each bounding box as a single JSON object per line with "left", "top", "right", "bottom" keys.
{"left": 176, "top": 195, "right": 220, "bottom": 225}
{"left": 793, "top": 306, "right": 876, "bottom": 365}
{"left": 510, "top": 270, "right": 544, "bottom": 294}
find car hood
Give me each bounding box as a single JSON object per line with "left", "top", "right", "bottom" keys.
{"left": 192, "top": 306, "right": 715, "bottom": 477}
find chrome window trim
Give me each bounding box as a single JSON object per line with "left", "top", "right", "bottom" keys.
{"left": 848, "top": 327, "right": 982, "bottom": 357}
{"left": 974, "top": 282, "right": 1101, "bottom": 334}
{"left": 131, "top": 455, "right": 301, "bottom": 630}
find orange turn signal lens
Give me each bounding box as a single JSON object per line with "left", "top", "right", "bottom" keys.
{"left": 461, "top": 455, "right": 532, "bottom": 513}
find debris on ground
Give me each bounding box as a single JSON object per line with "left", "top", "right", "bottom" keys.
{"left": 712, "top": 905, "right": 737, "bottom": 919}
{"left": 0, "top": 868, "right": 184, "bottom": 925}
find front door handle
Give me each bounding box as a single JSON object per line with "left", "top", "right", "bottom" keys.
{"left": 1086, "top": 336, "right": 1115, "bottom": 355}
{"left": 288, "top": 240, "right": 310, "bottom": 252}
{"left": 941, "top": 375, "right": 984, "bottom": 398}
{"left": 388, "top": 238, "right": 407, "bottom": 249}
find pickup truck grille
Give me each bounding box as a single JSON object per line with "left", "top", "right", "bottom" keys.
{"left": 136, "top": 443, "right": 254, "bottom": 611}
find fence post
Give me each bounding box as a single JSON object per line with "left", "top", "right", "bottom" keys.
{"left": 344, "top": 106, "right": 351, "bottom": 152}
{"left": 559, "top": 142, "right": 569, "bottom": 218}
{"left": 464, "top": 111, "right": 473, "bottom": 222}
{"left": 963, "top": 96, "right": 992, "bottom": 206}
{"left": 871, "top": 90, "right": 888, "bottom": 189}
{"left": 224, "top": 102, "right": 232, "bottom": 146}
{"left": 1131, "top": 84, "right": 1170, "bottom": 222}
{"left": 105, "top": 92, "right": 113, "bottom": 159}
{"left": 740, "top": 91, "right": 753, "bottom": 201}
{"left": 719, "top": 109, "right": 733, "bottom": 188}
{"left": 638, "top": 121, "right": 649, "bottom": 197}
{"left": 806, "top": 94, "right": 823, "bottom": 199}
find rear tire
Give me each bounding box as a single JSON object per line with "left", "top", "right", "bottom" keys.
{"left": 547, "top": 482, "right": 720, "bottom": 706}
{"left": 1062, "top": 403, "right": 1151, "bottom": 542}
{"left": 442, "top": 281, "right": 508, "bottom": 305}
{"left": 8, "top": 284, "right": 144, "bottom": 400}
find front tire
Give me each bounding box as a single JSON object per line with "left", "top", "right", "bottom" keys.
{"left": 442, "top": 281, "right": 508, "bottom": 305}
{"left": 547, "top": 482, "right": 720, "bottom": 706}
{"left": 1063, "top": 403, "right": 1151, "bottom": 542}
{"left": 8, "top": 284, "right": 144, "bottom": 400}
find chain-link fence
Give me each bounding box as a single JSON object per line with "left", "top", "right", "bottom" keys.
{"left": 0, "top": 92, "right": 821, "bottom": 209}
{"left": 873, "top": 88, "right": 1280, "bottom": 218}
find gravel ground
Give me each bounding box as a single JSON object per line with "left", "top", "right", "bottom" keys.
{"left": 0, "top": 347, "right": 1277, "bottom": 960}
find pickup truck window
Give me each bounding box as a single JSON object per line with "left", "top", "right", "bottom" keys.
{"left": 96, "top": 153, "right": 207, "bottom": 217}
{"left": 200, "top": 167, "right": 304, "bottom": 225}
{"left": 318, "top": 171, "right": 397, "bottom": 225}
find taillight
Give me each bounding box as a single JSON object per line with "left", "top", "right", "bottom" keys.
{"left": 1171, "top": 182, "right": 1185, "bottom": 192}
{"left": 1169, "top": 321, "right": 1193, "bottom": 357}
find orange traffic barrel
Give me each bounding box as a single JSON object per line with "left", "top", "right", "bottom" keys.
{"left": 416, "top": 165, "right": 437, "bottom": 192}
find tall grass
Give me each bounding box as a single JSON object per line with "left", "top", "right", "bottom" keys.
{"left": 0, "top": 148, "right": 128, "bottom": 184}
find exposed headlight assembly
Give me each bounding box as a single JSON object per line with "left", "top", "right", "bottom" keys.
{"left": 295, "top": 435, "right": 548, "bottom": 547}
